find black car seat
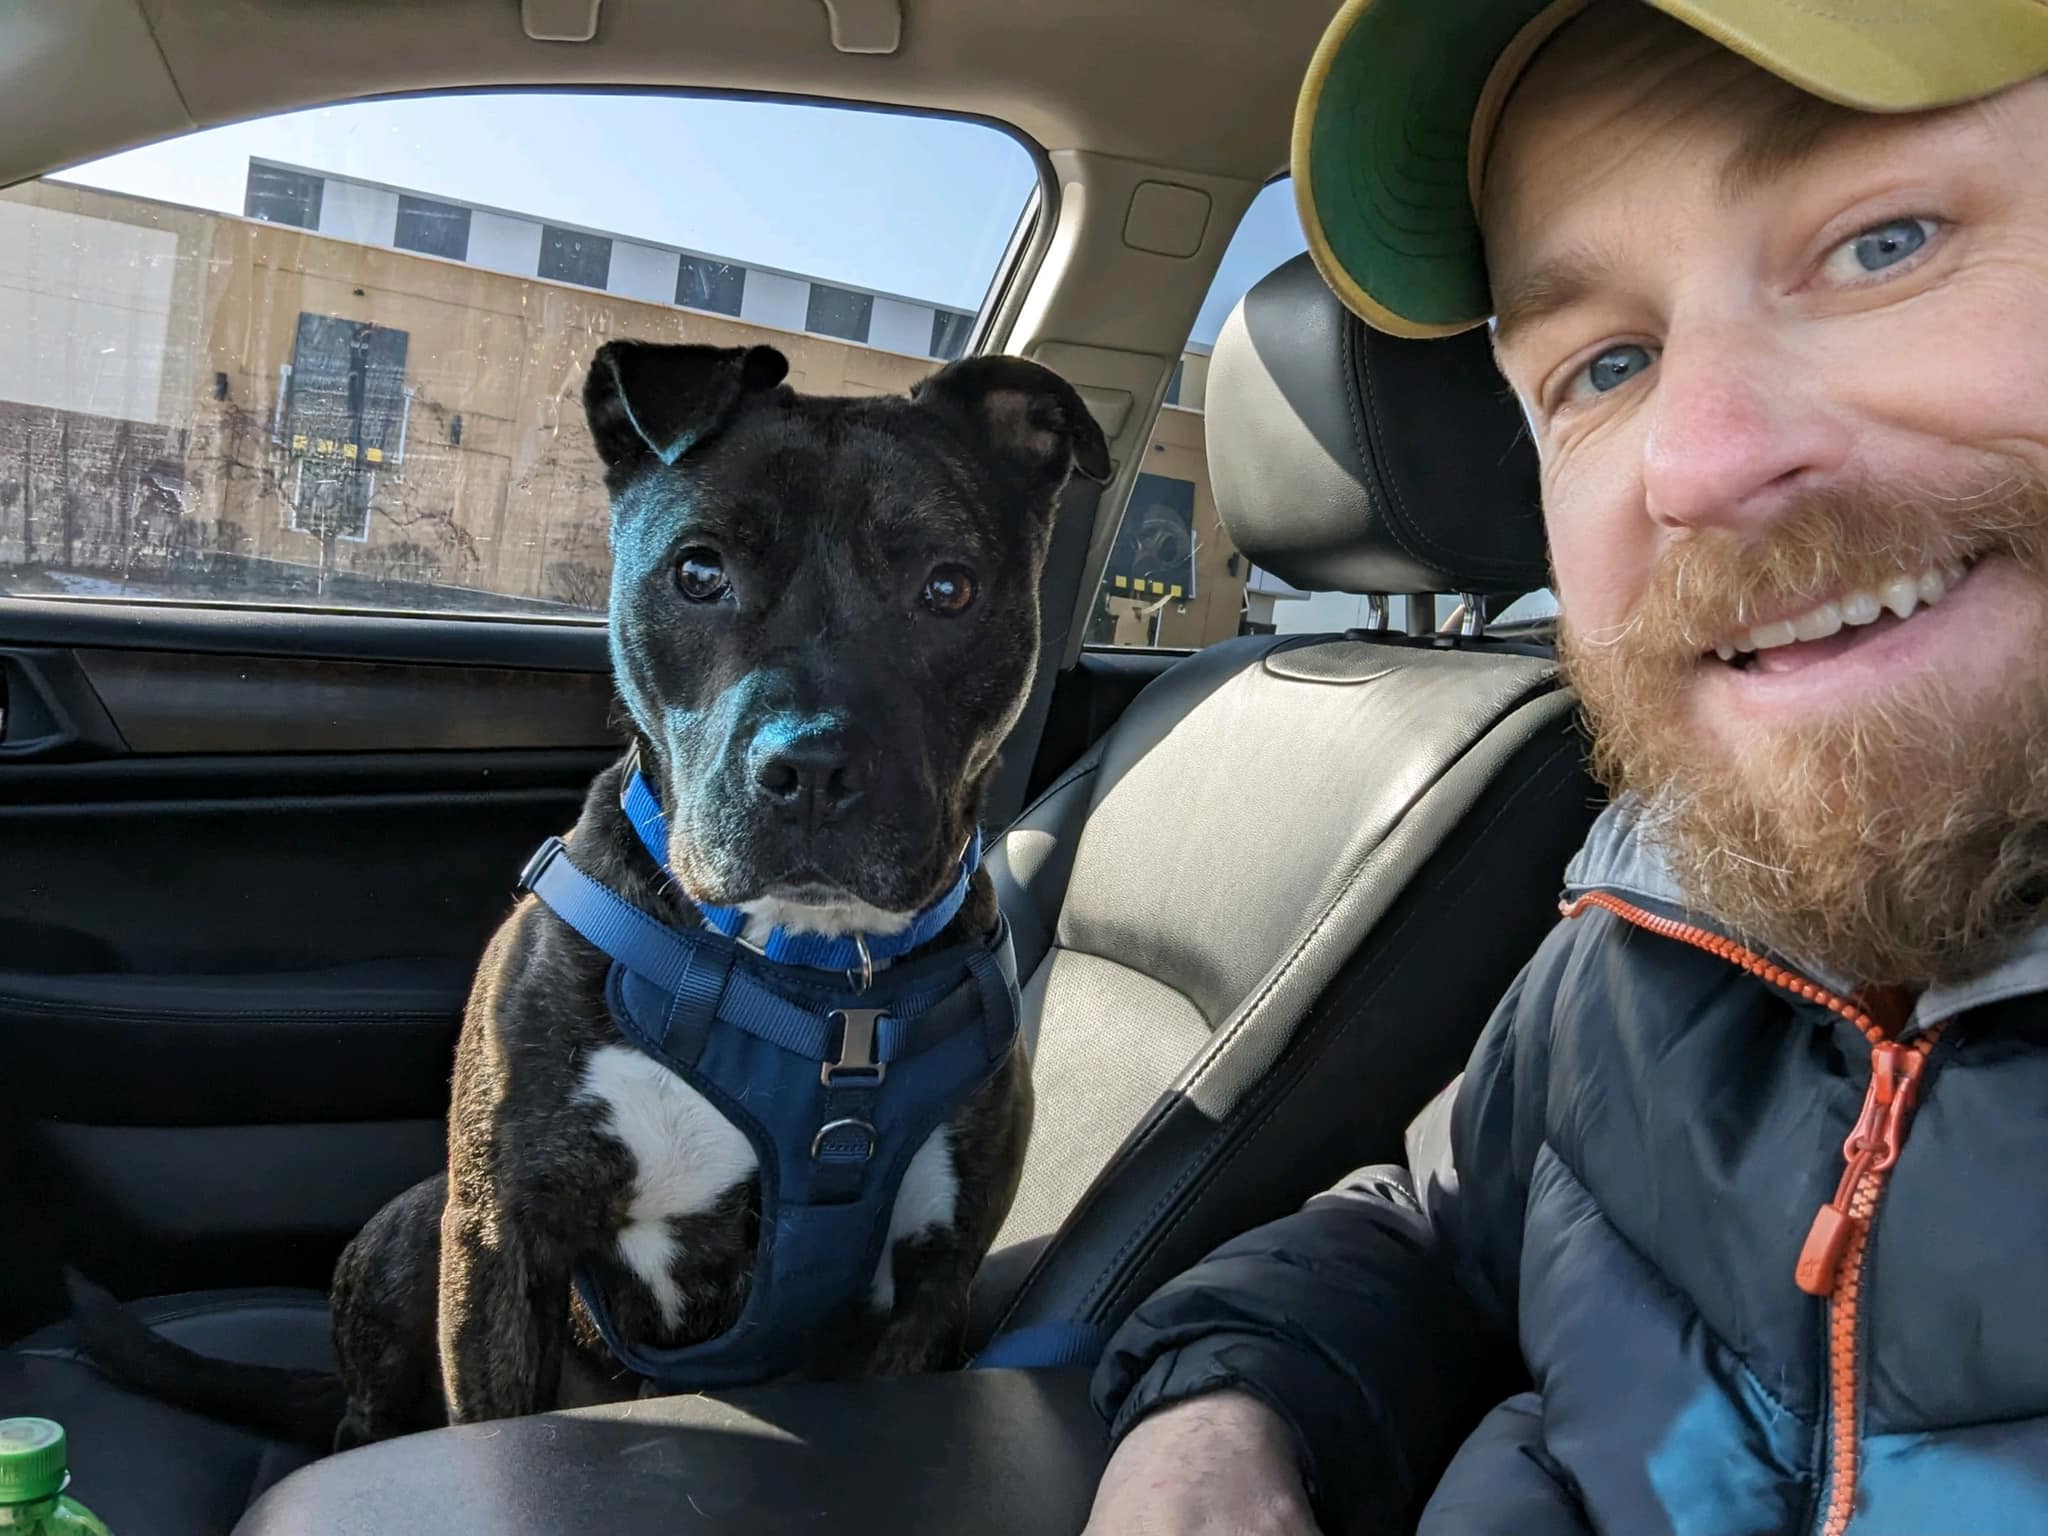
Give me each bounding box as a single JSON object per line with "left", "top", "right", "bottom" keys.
{"left": 1, "top": 254, "right": 1600, "bottom": 1532}
{"left": 970, "top": 252, "right": 1597, "bottom": 1355}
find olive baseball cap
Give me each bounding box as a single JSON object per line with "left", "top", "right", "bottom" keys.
{"left": 1294, "top": 0, "right": 2048, "bottom": 338}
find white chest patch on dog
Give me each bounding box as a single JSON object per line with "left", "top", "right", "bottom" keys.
{"left": 869, "top": 1125, "right": 959, "bottom": 1315}
{"left": 736, "top": 893, "right": 914, "bottom": 947}
{"left": 579, "top": 1044, "right": 758, "bottom": 1329}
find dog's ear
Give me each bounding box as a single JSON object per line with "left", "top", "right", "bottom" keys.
{"left": 912, "top": 356, "right": 1113, "bottom": 488}
{"left": 583, "top": 341, "right": 788, "bottom": 472}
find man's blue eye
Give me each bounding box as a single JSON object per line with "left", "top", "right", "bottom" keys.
{"left": 1850, "top": 217, "right": 1929, "bottom": 273}
{"left": 1586, "top": 344, "right": 1653, "bottom": 394}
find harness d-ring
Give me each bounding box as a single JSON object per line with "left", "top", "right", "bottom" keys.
{"left": 811, "top": 1116, "right": 878, "bottom": 1161}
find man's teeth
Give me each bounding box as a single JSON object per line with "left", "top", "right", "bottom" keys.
{"left": 1719, "top": 560, "right": 1967, "bottom": 661}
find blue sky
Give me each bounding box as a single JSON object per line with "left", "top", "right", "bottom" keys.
{"left": 54, "top": 92, "right": 1306, "bottom": 347}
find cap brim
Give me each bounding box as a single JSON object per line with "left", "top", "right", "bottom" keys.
{"left": 1293, "top": 0, "right": 1563, "bottom": 341}
{"left": 1295, "top": 0, "right": 2048, "bottom": 338}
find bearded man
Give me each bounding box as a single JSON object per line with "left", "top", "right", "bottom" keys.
{"left": 1078, "top": 1, "right": 2048, "bottom": 1532}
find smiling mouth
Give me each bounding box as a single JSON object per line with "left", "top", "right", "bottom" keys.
{"left": 1704, "top": 556, "right": 1975, "bottom": 673}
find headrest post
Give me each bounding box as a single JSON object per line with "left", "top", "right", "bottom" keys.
{"left": 1364, "top": 594, "right": 1389, "bottom": 632}
{"left": 1403, "top": 594, "right": 1435, "bottom": 637}
{"left": 1459, "top": 593, "right": 1487, "bottom": 639}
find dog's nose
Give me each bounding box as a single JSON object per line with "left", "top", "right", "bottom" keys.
{"left": 753, "top": 728, "right": 878, "bottom": 827}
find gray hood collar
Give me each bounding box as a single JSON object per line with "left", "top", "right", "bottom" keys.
{"left": 1563, "top": 797, "right": 2048, "bottom": 1031}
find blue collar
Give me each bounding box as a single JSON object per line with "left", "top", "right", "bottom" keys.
{"left": 621, "top": 767, "right": 983, "bottom": 974}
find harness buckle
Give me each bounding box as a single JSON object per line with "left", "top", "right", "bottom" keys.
{"left": 823, "top": 1007, "right": 890, "bottom": 1085}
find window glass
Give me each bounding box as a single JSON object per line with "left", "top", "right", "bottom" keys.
{"left": 394, "top": 195, "right": 470, "bottom": 261}
{"left": 675, "top": 254, "right": 745, "bottom": 317}
{"left": 805, "top": 283, "right": 874, "bottom": 344}
{"left": 1087, "top": 178, "right": 1308, "bottom": 649}
{"left": 538, "top": 225, "right": 613, "bottom": 289}
{"left": 243, "top": 162, "right": 322, "bottom": 229}
{"left": 1, "top": 93, "right": 1036, "bottom": 615}
{"left": 929, "top": 309, "right": 973, "bottom": 362}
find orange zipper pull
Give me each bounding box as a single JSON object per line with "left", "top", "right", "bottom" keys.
{"left": 1797, "top": 1202, "right": 1857, "bottom": 1296}
{"left": 1795, "top": 1042, "right": 1929, "bottom": 1296}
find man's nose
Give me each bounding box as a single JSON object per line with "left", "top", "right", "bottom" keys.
{"left": 1640, "top": 322, "right": 1852, "bottom": 537}
{"left": 752, "top": 723, "right": 879, "bottom": 831}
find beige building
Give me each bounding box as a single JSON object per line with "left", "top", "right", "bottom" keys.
{"left": 0, "top": 170, "right": 1249, "bottom": 644}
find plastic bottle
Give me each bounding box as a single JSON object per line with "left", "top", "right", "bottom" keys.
{"left": 0, "top": 1420, "right": 112, "bottom": 1534}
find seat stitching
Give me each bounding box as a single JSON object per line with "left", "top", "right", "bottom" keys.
{"left": 1089, "top": 741, "right": 1581, "bottom": 1318}
{"left": 997, "top": 715, "right": 1575, "bottom": 1330}
{"left": 1089, "top": 734, "right": 1585, "bottom": 1318}
{"left": 1172, "top": 681, "right": 1562, "bottom": 1105}
{"left": 1347, "top": 316, "right": 1532, "bottom": 588}
{"left": 986, "top": 700, "right": 1577, "bottom": 1332}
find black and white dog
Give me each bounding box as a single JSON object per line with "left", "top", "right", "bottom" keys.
{"left": 71, "top": 339, "right": 1110, "bottom": 1447}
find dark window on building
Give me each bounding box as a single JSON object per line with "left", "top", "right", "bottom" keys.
{"left": 394, "top": 195, "right": 471, "bottom": 261}
{"left": 538, "top": 225, "right": 612, "bottom": 289}
{"left": 805, "top": 283, "right": 873, "bottom": 344}
{"left": 1164, "top": 359, "right": 1186, "bottom": 407}
{"left": 929, "top": 309, "right": 974, "bottom": 361}
{"left": 244, "top": 163, "right": 323, "bottom": 230}
{"left": 675, "top": 255, "right": 746, "bottom": 316}
{"left": 1104, "top": 473, "right": 1199, "bottom": 600}
{"left": 282, "top": 312, "right": 413, "bottom": 540}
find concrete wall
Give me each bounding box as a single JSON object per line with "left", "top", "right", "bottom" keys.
{"left": 0, "top": 179, "right": 1257, "bottom": 645}
{"left": 0, "top": 197, "right": 182, "bottom": 426}
{"left": 0, "top": 180, "right": 983, "bottom": 613}
{"left": 868, "top": 294, "right": 934, "bottom": 358}
{"left": 608, "top": 240, "right": 682, "bottom": 306}
{"left": 738, "top": 268, "right": 810, "bottom": 333}
{"left": 316, "top": 180, "right": 398, "bottom": 247}
{"left": 466, "top": 209, "right": 544, "bottom": 276}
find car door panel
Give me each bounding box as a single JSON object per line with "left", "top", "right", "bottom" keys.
{"left": 0, "top": 601, "right": 620, "bottom": 1335}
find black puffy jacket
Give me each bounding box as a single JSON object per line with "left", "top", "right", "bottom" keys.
{"left": 1093, "top": 804, "right": 2048, "bottom": 1536}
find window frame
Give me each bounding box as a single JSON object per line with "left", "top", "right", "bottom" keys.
{"left": 1080, "top": 171, "right": 1303, "bottom": 660}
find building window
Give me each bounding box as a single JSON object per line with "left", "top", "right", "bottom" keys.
{"left": 282, "top": 313, "right": 413, "bottom": 541}
{"left": 929, "top": 309, "right": 973, "bottom": 361}
{"left": 1103, "top": 473, "right": 1199, "bottom": 603}
{"left": 805, "top": 283, "right": 873, "bottom": 344}
{"left": 1164, "top": 359, "right": 1186, "bottom": 407}
{"left": 675, "top": 255, "right": 745, "bottom": 316}
{"left": 244, "top": 163, "right": 323, "bottom": 229}
{"left": 394, "top": 195, "right": 471, "bottom": 261}
{"left": 538, "top": 225, "right": 612, "bottom": 289}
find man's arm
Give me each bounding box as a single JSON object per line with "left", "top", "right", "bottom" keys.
{"left": 1085, "top": 929, "right": 1563, "bottom": 1535}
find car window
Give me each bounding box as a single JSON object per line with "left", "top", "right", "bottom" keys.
{"left": 0, "top": 94, "right": 1037, "bottom": 616}
{"left": 1084, "top": 178, "right": 1307, "bottom": 649}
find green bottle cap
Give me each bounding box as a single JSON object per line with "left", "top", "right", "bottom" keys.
{"left": 0, "top": 1418, "right": 68, "bottom": 1504}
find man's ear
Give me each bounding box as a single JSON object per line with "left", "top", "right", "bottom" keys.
{"left": 912, "top": 355, "right": 1113, "bottom": 487}
{"left": 583, "top": 341, "right": 788, "bottom": 474}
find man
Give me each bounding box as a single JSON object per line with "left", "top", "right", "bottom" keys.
{"left": 1081, "top": 1, "right": 2048, "bottom": 1533}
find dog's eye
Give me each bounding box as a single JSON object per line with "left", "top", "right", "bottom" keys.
{"left": 922, "top": 564, "right": 977, "bottom": 617}
{"left": 674, "top": 547, "right": 730, "bottom": 603}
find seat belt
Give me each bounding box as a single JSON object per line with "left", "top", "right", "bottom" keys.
{"left": 983, "top": 472, "right": 1103, "bottom": 831}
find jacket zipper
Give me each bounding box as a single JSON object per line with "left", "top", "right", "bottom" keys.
{"left": 1561, "top": 892, "right": 1948, "bottom": 1536}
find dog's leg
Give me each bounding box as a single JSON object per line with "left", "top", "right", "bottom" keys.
{"left": 437, "top": 1189, "right": 570, "bottom": 1423}
{"left": 435, "top": 917, "right": 583, "bottom": 1424}
{"left": 332, "top": 1172, "right": 450, "bottom": 1445}
{"left": 865, "top": 1043, "right": 1034, "bottom": 1374}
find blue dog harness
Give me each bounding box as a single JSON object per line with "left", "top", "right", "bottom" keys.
{"left": 514, "top": 772, "right": 1020, "bottom": 1390}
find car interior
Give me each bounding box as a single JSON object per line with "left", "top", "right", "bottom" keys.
{"left": 0, "top": 3, "right": 1598, "bottom": 1532}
